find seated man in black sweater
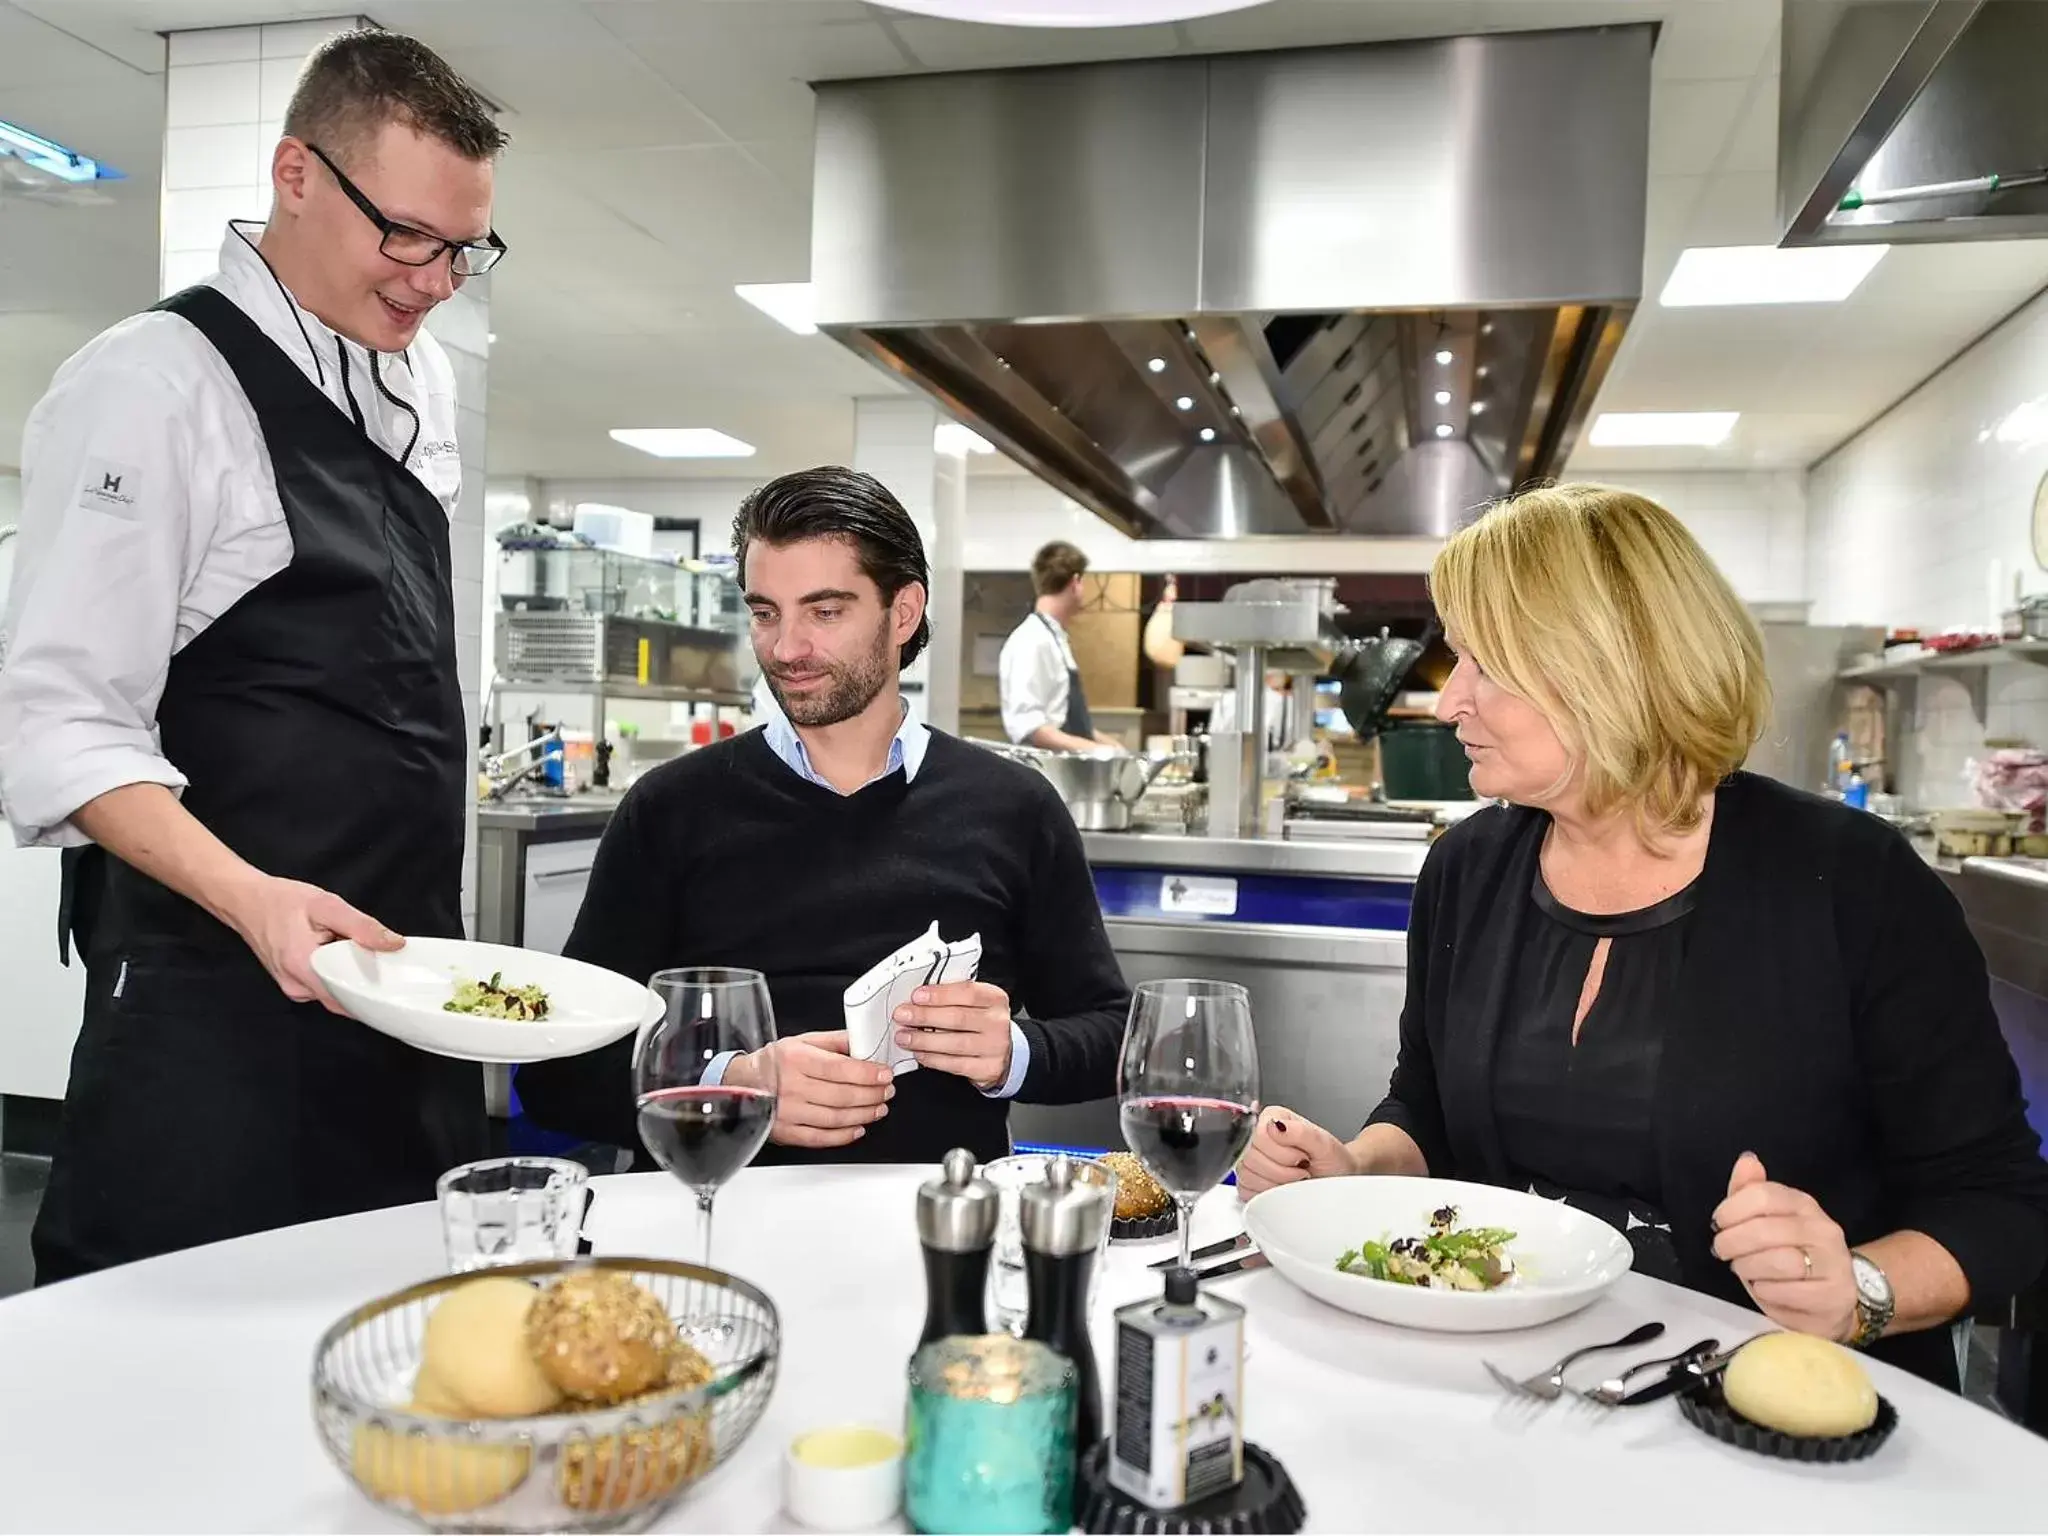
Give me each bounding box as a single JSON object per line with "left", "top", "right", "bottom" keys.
{"left": 516, "top": 466, "right": 1130, "bottom": 1165}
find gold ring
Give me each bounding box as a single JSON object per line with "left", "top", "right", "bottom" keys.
{"left": 1800, "top": 1246, "right": 1814, "bottom": 1279}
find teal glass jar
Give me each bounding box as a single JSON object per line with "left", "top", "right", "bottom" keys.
{"left": 905, "top": 1335, "right": 1076, "bottom": 1534}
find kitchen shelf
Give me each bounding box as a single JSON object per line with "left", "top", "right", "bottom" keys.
{"left": 1837, "top": 640, "right": 2048, "bottom": 725}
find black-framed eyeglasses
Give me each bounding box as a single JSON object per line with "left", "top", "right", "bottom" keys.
{"left": 307, "top": 143, "right": 507, "bottom": 277}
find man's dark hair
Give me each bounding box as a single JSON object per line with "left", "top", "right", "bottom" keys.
{"left": 732, "top": 467, "right": 932, "bottom": 668}
{"left": 285, "top": 29, "right": 507, "bottom": 165}
{"left": 1031, "top": 540, "right": 1089, "bottom": 597}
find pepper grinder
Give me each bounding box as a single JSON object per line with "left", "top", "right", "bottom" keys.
{"left": 916, "top": 1148, "right": 1000, "bottom": 1349}
{"left": 1021, "top": 1155, "right": 1113, "bottom": 1457}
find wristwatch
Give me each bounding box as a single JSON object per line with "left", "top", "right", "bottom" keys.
{"left": 1847, "top": 1251, "right": 1895, "bottom": 1348}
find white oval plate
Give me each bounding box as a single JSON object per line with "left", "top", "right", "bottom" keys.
{"left": 1243, "top": 1175, "right": 1632, "bottom": 1333}
{"left": 311, "top": 937, "right": 662, "bottom": 1064}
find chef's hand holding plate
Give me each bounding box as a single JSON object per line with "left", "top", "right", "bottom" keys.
{"left": 893, "top": 982, "right": 1014, "bottom": 1090}
{"left": 1236, "top": 1105, "right": 1357, "bottom": 1199}
{"left": 728, "top": 1032, "right": 893, "bottom": 1150}
{"left": 227, "top": 873, "right": 401, "bottom": 1014}
{"left": 1711, "top": 1151, "right": 1858, "bottom": 1341}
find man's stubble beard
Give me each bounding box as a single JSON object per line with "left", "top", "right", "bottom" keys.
{"left": 766, "top": 619, "right": 896, "bottom": 728}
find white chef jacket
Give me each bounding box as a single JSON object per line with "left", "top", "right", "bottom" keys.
{"left": 0, "top": 223, "right": 463, "bottom": 847}
{"left": 998, "top": 610, "right": 1080, "bottom": 745}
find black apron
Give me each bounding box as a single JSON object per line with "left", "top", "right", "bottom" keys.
{"left": 1035, "top": 612, "right": 1094, "bottom": 738}
{"left": 32, "top": 285, "right": 485, "bottom": 1284}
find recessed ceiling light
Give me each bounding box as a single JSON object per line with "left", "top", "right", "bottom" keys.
{"left": 609, "top": 428, "right": 757, "bottom": 459}
{"left": 1175, "top": 395, "right": 1195, "bottom": 411}
{"left": 1470, "top": 400, "right": 1488, "bottom": 415}
{"left": 1435, "top": 349, "right": 1454, "bottom": 365}
{"left": 868, "top": 0, "right": 1267, "bottom": 24}
{"left": 934, "top": 423, "right": 995, "bottom": 456}
{"left": 1433, "top": 390, "right": 1452, "bottom": 405}
{"left": 1147, "top": 357, "right": 1167, "bottom": 373}
{"left": 734, "top": 281, "right": 817, "bottom": 335}
{"left": 1200, "top": 426, "right": 1216, "bottom": 442}
{"left": 1659, "top": 244, "right": 1888, "bottom": 307}
{"left": 1434, "top": 423, "right": 1454, "bottom": 439}
{"left": 486, "top": 332, "right": 496, "bottom": 344}
{"left": 1587, "top": 412, "right": 1738, "bottom": 448}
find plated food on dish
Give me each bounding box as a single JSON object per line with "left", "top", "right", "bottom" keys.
{"left": 311, "top": 937, "right": 661, "bottom": 1063}
{"left": 1335, "top": 1204, "right": 1517, "bottom": 1291}
{"left": 444, "top": 972, "right": 552, "bottom": 1022}
{"left": 1244, "top": 1175, "right": 1629, "bottom": 1331}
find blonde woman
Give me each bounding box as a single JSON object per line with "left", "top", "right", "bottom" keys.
{"left": 1237, "top": 484, "right": 2048, "bottom": 1388}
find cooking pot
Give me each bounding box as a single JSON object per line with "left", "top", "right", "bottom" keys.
{"left": 978, "top": 742, "right": 1186, "bottom": 830}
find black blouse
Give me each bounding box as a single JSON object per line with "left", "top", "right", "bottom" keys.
{"left": 1493, "top": 871, "right": 1698, "bottom": 1283}
{"left": 1366, "top": 772, "right": 2048, "bottom": 1389}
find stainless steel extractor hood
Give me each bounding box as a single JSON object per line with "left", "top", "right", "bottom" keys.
{"left": 808, "top": 27, "right": 1651, "bottom": 540}
{"left": 1781, "top": 0, "right": 2048, "bottom": 245}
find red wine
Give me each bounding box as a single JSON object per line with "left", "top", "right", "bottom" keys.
{"left": 1120, "top": 1095, "right": 1256, "bottom": 1198}
{"left": 637, "top": 1085, "right": 776, "bottom": 1190}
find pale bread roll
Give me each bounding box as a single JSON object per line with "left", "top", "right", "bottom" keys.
{"left": 1723, "top": 1332, "right": 1879, "bottom": 1438}
{"left": 352, "top": 1420, "right": 531, "bottom": 1514}
{"left": 419, "top": 1276, "right": 564, "bottom": 1417}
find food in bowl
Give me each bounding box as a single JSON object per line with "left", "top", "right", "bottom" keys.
{"left": 557, "top": 1343, "right": 717, "bottom": 1512}
{"left": 418, "top": 1275, "right": 565, "bottom": 1416}
{"left": 1722, "top": 1333, "right": 1879, "bottom": 1438}
{"left": 352, "top": 1420, "right": 533, "bottom": 1515}
{"left": 1336, "top": 1204, "right": 1517, "bottom": 1291}
{"left": 528, "top": 1269, "right": 678, "bottom": 1403}
{"left": 445, "top": 971, "right": 551, "bottom": 1021}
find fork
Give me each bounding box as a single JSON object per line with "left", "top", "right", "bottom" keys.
{"left": 1483, "top": 1321, "right": 1666, "bottom": 1406}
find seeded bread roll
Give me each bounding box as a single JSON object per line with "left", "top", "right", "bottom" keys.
{"left": 1723, "top": 1333, "right": 1879, "bottom": 1438}
{"left": 1100, "top": 1152, "right": 1171, "bottom": 1220}
{"left": 555, "top": 1340, "right": 718, "bottom": 1513}
{"left": 527, "top": 1271, "right": 678, "bottom": 1404}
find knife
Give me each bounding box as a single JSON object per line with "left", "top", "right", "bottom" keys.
{"left": 1190, "top": 1249, "right": 1269, "bottom": 1281}
{"left": 1151, "top": 1233, "right": 1250, "bottom": 1271}
{"left": 1615, "top": 1341, "right": 1733, "bottom": 1407}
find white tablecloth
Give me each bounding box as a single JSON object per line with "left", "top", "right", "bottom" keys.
{"left": 1, "top": 1166, "right": 2043, "bottom": 1532}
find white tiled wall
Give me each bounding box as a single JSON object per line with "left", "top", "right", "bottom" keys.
{"left": 159, "top": 17, "right": 369, "bottom": 297}
{"left": 1805, "top": 285, "right": 2048, "bottom": 807}
{"left": 1575, "top": 471, "right": 1809, "bottom": 607}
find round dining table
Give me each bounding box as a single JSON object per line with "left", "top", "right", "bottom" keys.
{"left": 2, "top": 1164, "right": 2044, "bottom": 1532}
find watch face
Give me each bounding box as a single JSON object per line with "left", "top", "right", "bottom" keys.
{"left": 1852, "top": 1253, "right": 1891, "bottom": 1305}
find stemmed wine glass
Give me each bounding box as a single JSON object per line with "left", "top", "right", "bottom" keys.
{"left": 635, "top": 967, "right": 779, "bottom": 1270}
{"left": 1117, "top": 978, "right": 1261, "bottom": 1273}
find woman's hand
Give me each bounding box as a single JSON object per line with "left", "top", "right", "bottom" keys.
{"left": 1710, "top": 1152, "right": 1858, "bottom": 1341}
{"left": 1236, "top": 1106, "right": 1356, "bottom": 1199}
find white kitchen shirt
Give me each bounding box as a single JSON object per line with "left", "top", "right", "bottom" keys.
{"left": 0, "top": 223, "right": 463, "bottom": 847}
{"left": 998, "top": 610, "right": 1079, "bottom": 745}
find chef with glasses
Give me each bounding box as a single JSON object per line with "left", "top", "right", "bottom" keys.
{"left": 0, "top": 30, "right": 510, "bottom": 1281}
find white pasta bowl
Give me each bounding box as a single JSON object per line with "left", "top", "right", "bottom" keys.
{"left": 1243, "top": 1176, "right": 1632, "bottom": 1333}
{"left": 312, "top": 937, "right": 662, "bottom": 1063}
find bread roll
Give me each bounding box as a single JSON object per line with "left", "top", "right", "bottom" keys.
{"left": 352, "top": 1420, "right": 531, "bottom": 1515}
{"left": 1100, "top": 1152, "right": 1171, "bottom": 1220}
{"left": 419, "top": 1276, "right": 563, "bottom": 1418}
{"left": 555, "top": 1340, "right": 718, "bottom": 1513}
{"left": 1723, "top": 1332, "right": 1879, "bottom": 1438}
{"left": 527, "top": 1271, "right": 677, "bottom": 1403}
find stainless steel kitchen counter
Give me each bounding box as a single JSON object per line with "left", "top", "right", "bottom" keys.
{"left": 476, "top": 794, "right": 624, "bottom": 838}
{"left": 1080, "top": 830, "right": 1427, "bottom": 881}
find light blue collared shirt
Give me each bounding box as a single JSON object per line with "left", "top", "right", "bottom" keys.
{"left": 708, "top": 680, "right": 1031, "bottom": 1099}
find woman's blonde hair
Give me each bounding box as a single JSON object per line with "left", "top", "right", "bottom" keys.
{"left": 1430, "top": 483, "right": 1769, "bottom": 838}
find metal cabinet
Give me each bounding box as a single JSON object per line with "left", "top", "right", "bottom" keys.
{"left": 522, "top": 838, "right": 600, "bottom": 955}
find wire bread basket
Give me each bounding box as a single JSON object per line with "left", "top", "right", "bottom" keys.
{"left": 312, "top": 1257, "right": 779, "bottom": 1533}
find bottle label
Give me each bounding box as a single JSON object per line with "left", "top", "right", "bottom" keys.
{"left": 1106, "top": 1306, "right": 1244, "bottom": 1509}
